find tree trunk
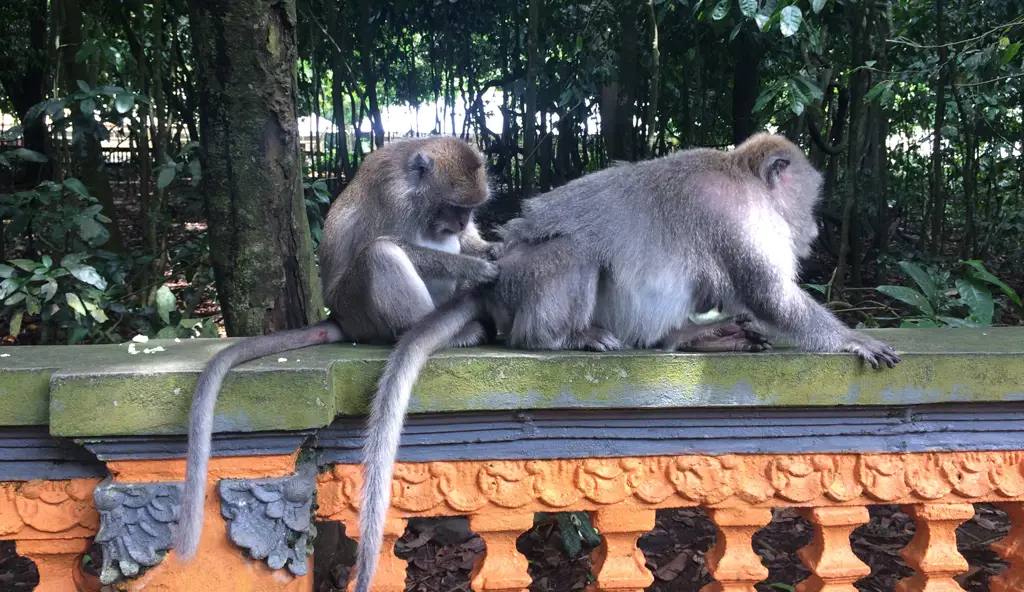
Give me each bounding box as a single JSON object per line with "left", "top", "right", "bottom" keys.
{"left": 928, "top": 0, "right": 948, "bottom": 255}
{"left": 834, "top": 3, "right": 871, "bottom": 296}
{"left": 357, "top": 0, "right": 384, "bottom": 148}
{"left": 55, "top": 0, "right": 122, "bottom": 252}
{"left": 644, "top": 0, "right": 660, "bottom": 157}
{"left": 731, "top": 31, "right": 761, "bottom": 146}
{"left": 521, "top": 0, "right": 540, "bottom": 198}
{"left": 186, "top": 0, "right": 323, "bottom": 336}
{"left": 614, "top": 0, "right": 638, "bottom": 160}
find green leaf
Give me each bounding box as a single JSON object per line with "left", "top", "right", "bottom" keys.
{"left": 811, "top": 0, "right": 826, "bottom": 13}
{"left": 114, "top": 93, "right": 135, "bottom": 114}
{"left": 0, "top": 265, "right": 14, "bottom": 278}
{"left": 40, "top": 280, "right": 57, "bottom": 302}
{"left": 864, "top": 80, "right": 893, "bottom": 104}
{"left": 768, "top": 585, "right": 796, "bottom": 592}
{"left": 24, "top": 101, "right": 48, "bottom": 124}
{"left": 937, "top": 315, "right": 977, "bottom": 328}
{"left": 900, "top": 318, "right": 940, "bottom": 328}
{"left": 4, "top": 292, "right": 26, "bottom": 306}
{"left": 575, "top": 35, "right": 583, "bottom": 52}
{"left": 803, "top": 283, "right": 827, "bottom": 294}
{"left": 779, "top": 5, "right": 802, "bottom": 36}
{"left": 76, "top": 216, "right": 106, "bottom": 242}
{"left": 90, "top": 307, "right": 109, "bottom": 323}
{"left": 156, "top": 166, "right": 176, "bottom": 190}
{"left": 711, "top": 0, "right": 730, "bottom": 20}
{"left": 188, "top": 158, "right": 202, "bottom": 186}
{"left": 155, "top": 285, "right": 176, "bottom": 324}
{"left": 76, "top": 79, "right": 90, "bottom": 93}
{"left": 10, "top": 259, "right": 37, "bottom": 272}
{"left": 876, "top": 285, "right": 935, "bottom": 317}
{"left": 9, "top": 310, "right": 23, "bottom": 338}
{"left": 80, "top": 98, "right": 96, "bottom": 116}
{"left": 754, "top": 12, "right": 770, "bottom": 30}
{"left": 897, "top": 261, "right": 939, "bottom": 308}
{"left": 1002, "top": 42, "right": 1021, "bottom": 65}
{"left": 63, "top": 178, "right": 90, "bottom": 196}
{"left": 956, "top": 279, "right": 993, "bottom": 325}
{"left": 156, "top": 326, "right": 179, "bottom": 339}
{"left": 41, "top": 255, "right": 52, "bottom": 269}
{"left": 8, "top": 148, "right": 48, "bottom": 163}
{"left": 64, "top": 263, "right": 108, "bottom": 290}
{"left": 738, "top": 0, "right": 758, "bottom": 17}
{"left": 65, "top": 292, "right": 87, "bottom": 317}
{"left": 961, "top": 261, "right": 1022, "bottom": 306}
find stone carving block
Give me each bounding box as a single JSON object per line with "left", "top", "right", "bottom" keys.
{"left": 218, "top": 462, "right": 317, "bottom": 576}
{"left": 93, "top": 479, "right": 182, "bottom": 585}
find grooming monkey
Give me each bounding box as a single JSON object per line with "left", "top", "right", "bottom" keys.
{"left": 350, "top": 133, "right": 900, "bottom": 592}
{"left": 177, "top": 137, "right": 500, "bottom": 561}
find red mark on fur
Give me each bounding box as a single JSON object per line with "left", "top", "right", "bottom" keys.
{"left": 317, "top": 329, "right": 328, "bottom": 341}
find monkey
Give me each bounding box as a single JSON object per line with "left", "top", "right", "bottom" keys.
{"left": 349, "top": 133, "right": 900, "bottom": 592}
{"left": 176, "top": 136, "right": 501, "bottom": 562}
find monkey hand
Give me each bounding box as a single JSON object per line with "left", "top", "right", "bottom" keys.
{"left": 465, "top": 259, "right": 500, "bottom": 285}
{"left": 843, "top": 334, "right": 901, "bottom": 369}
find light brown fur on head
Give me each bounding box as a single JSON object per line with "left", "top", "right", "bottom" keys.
{"left": 420, "top": 137, "right": 490, "bottom": 207}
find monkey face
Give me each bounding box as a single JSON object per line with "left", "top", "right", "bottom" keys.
{"left": 431, "top": 203, "right": 474, "bottom": 235}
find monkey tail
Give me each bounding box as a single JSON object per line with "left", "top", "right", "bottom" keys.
{"left": 353, "top": 291, "right": 486, "bottom": 592}
{"left": 177, "top": 318, "right": 344, "bottom": 561}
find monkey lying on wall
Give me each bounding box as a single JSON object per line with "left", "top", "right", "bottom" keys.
{"left": 177, "top": 137, "right": 500, "bottom": 562}
{"left": 351, "top": 133, "right": 900, "bottom": 592}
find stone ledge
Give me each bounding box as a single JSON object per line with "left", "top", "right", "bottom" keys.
{"left": 0, "top": 327, "right": 1019, "bottom": 437}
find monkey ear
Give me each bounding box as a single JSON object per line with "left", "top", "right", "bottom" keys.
{"left": 761, "top": 154, "right": 790, "bottom": 189}
{"left": 407, "top": 151, "right": 435, "bottom": 186}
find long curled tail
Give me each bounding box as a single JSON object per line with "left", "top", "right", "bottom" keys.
{"left": 353, "top": 292, "right": 486, "bottom": 592}
{"left": 177, "top": 319, "right": 344, "bottom": 561}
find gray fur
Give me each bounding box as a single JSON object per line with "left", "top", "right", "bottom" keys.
{"left": 352, "top": 133, "right": 900, "bottom": 591}
{"left": 178, "top": 137, "right": 498, "bottom": 562}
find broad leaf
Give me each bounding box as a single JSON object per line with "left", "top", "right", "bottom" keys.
{"left": 4, "top": 292, "right": 26, "bottom": 306}
{"left": 188, "top": 158, "right": 202, "bottom": 186}
{"left": 738, "top": 0, "right": 758, "bottom": 17}
{"left": 156, "top": 326, "right": 179, "bottom": 339}
{"left": 156, "top": 285, "right": 176, "bottom": 324}
{"left": 114, "top": 93, "right": 135, "bottom": 114}
{"left": 76, "top": 216, "right": 108, "bottom": 243}
{"left": 40, "top": 280, "right": 57, "bottom": 302}
{"left": 65, "top": 293, "right": 88, "bottom": 317}
{"left": 961, "top": 260, "right": 1022, "bottom": 306}
{"left": 41, "top": 255, "right": 52, "bottom": 269}
{"left": 900, "top": 318, "right": 940, "bottom": 328}
{"left": 780, "top": 5, "right": 802, "bottom": 36}
{"left": 64, "top": 263, "right": 108, "bottom": 290}
{"left": 90, "top": 308, "right": 109, "bottom": 323}
{"left": 811, "top": 0, "right": 826, "bottom": 13}
{"left": 897, "top": 261, "right": 939, "bottom": 307}
{"left": 8, "top": 310, "right": 23, "bottom": 338}
{"left": 8, "top": 148, "right": 48, "bottom": 163}
{"left": 711, "top": 0, "right": 730, "bottom": 20}
{"left": 937, "top": 316, "right": 977, "bottom": 328}
{"left": 754, "top": 12, "right": 770, "bottom": 30}
{"left": 876, "top": 285, "right": 935, "bottom": 317}
{"left": 76, "top": 79, "right": 90, "bottom": 93}
{"left": 10, "top": 259, "right": 37, "bottom": 272}
{"left": 63, "top": 178, "right": 90, "bottom": 196}
{"left": 956, "top": 279, "right": 993, "bottom": 325}
{"left": 0, "top": 265, "right": 14, "bottom": 278}
{"left": 80, "top": 98, "right": 96, "bottom": 116}
{"left": 156, "top": 166, "right": 176, "bottom": 190}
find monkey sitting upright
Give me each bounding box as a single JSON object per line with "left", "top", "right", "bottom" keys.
{"left": 176, "top": 137, "right": 500, "bottom": 562}
{"left": 350, "top": 133, "right": 901, "bottom": 592}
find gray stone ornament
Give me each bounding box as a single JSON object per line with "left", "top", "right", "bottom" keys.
{"left": 93, "top": 479, "right": 182, "bottom": 584}
{"left": 217, "top": 462, "right": 317, "bottom": 575}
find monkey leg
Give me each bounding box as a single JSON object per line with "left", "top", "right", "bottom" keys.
{"left": 659, "top": 314, "right": 772, "bottom": 353}
{"left": 355, "top": 239, "right": 439, "bottom": 338}
{"left": 501, "top": 237, "right": 618, "bottom": 351}
{"left": 445, "top": 320, "right": 494, "bottom": 348}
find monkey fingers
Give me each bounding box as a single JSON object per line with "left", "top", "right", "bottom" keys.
{"left": 845, "top": 336, "right": 901, "bottom": 369}
{"left": 566, "top": 326, "right": 622, "bottom": 352}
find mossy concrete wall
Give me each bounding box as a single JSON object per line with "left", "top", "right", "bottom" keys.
{"left": 0, "top": 327, "right": 1021, "bottom": 438}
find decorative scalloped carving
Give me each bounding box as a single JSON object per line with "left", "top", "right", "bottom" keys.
{"left": 93, "top": 479, "right": 181, "bottom": 585}
{"left": 218, "top": 462, "right": 316, "bottom": 576}
{"left": 316, "top": 451, "right": 1024, "bottom": 520}
{"left": 0, "top": 479, "right": 100, "bottom": 538}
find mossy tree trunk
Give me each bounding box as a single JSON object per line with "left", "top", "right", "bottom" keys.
{"left": 186, "top": 0, "right": 324, "bottom": 337}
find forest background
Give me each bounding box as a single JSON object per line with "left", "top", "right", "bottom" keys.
{"left": 0, "top": 0, "right": 1021, "bottom": 346}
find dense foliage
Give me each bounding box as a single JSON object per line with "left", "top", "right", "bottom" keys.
{"left": 0, "top": 0, "right": 1021, "bottom": 345}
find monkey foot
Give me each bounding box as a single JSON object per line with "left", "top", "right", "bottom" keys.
{"left": 566, "top": 327, "right": 622, "bottom": 352}
{"left": 662, "top": 315, "right": 773, "bottom": 353}
{"left": 446, "top": 321, "right": 492, "bottom": 348}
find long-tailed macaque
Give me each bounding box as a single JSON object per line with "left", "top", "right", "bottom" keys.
{"left": 177, "top": 137, "right": 499, "bottom": 561}
{"left": 350, "top": 133, "right": 900, "bottom": 592}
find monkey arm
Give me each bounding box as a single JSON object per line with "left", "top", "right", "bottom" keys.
{"left": 459, "top": 225, "right": 501, "bottom": 260}
{"left": 397, "top": 241, "right": 498, "bottom": 284}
